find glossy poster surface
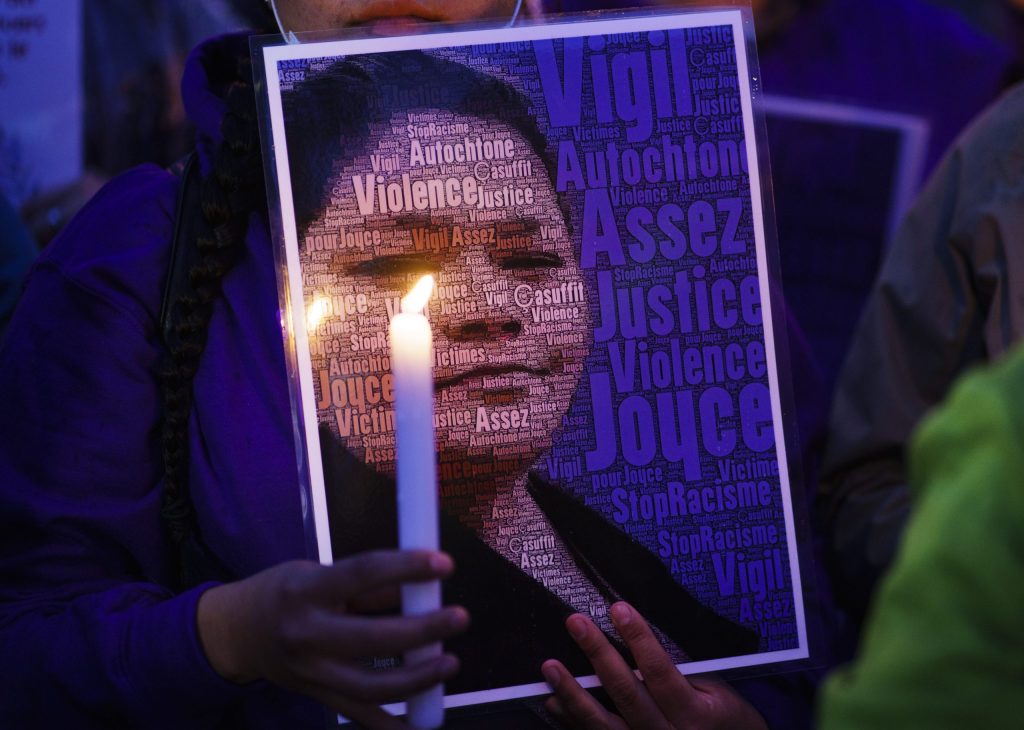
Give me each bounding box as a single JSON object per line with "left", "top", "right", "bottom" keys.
{"left": 259, "top": 9, "right": 808, "bottom": 713}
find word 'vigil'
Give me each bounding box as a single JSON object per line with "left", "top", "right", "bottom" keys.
{"left": 536, "top": 31, "right": 693, "bottom": 143}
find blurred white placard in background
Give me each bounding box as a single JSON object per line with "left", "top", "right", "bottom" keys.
{"left": 0, "top": 0, "right": 82, "bottom": 205}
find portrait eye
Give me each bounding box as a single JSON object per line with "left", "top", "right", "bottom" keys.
{"left": 346, "top": 254, "right": 436, "bottom": 278}
{"left": 500, "top": 251, "right": 564, "bottom": 271}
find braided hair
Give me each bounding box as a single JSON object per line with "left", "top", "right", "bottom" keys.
{"left": 159, "top": 33, "right": 271, "bottom": 576}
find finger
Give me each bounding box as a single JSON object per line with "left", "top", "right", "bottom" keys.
{"left": 347, "top": 586, "right": 400, "bottom": 614}
{"left": 316, "top": 652, "right": 460, "bottom": 704}
{"left": 320, "top": 607, "right": 469, "bottom": 658}
{"left": 564, "top": 614, "right": 670, "bottom": 729}
{"left": 542, "top": 660, "right": 629, "bottom": 730}
{"left": 313, "top": 550, "right": 455, "bottom": 602}
{"left": 609, "top": 602, "right": 697, "bottom": 721}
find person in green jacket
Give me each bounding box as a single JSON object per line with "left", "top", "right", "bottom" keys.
{"left": 816, "top": 342, "right": 1024, "bottom": 729}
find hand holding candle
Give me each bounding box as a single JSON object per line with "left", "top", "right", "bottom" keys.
{"left": 389, "top": 275, "right": 444, "bottom": 730}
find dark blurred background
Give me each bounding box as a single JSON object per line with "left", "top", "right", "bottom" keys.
{"left": 2, "top": 0, "right": 1021, "bottom": 413}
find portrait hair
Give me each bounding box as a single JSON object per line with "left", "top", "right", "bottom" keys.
{"left": 280, "top": 50, "right": 566, "bottom": 236}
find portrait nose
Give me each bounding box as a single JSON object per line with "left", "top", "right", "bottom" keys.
{"left": 441, "top": 244, "right": 523, "bottom": 343}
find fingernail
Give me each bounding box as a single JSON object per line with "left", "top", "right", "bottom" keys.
{"left": 430, "top": 553, "right": 453, "bottom": 573}
{"left": 611, "top": 602, "right": 632, "bottom": 626}
{"left": 567, "top": 615, "right": 588, "bottom": 641}
{"left": 448, "top": 607, "right": 469, "bottom": 630}
{"left": 542, "top": 662, "right": 561, "bottom": 690}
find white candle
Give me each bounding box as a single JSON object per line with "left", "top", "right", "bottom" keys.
{"left": 389, "top": 275, "right": 443, "bottom": 730}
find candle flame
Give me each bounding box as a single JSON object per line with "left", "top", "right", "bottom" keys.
{"left": 306, "top": 296, "right": 331, "bottom": 332}
{"left": 402, "top": 275, "right": 434, "bottom": 314}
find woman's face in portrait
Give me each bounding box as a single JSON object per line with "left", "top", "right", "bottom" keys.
{"left": 306, "top": 110, "right": 590, "bottom": 510}
{"left": 271, "top": 0, "right": 521, "bottom": 34}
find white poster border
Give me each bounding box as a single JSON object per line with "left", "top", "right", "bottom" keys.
{"left": 259, "top": 9, "right": 810, "bottom": 718}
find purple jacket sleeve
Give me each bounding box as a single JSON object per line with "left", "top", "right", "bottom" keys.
{"left": 0, "top": 166, "right": 244, "bottom": 727}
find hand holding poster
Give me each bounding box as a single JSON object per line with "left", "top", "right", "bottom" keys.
{"left": 257, "top": 8, "right": 808, "bottom": 719}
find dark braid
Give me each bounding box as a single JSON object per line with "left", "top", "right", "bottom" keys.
{"left": 160, "top": 48, "right": 267, "bottom": 565}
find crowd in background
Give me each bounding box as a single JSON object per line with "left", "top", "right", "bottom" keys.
{"left": 3, "top": 0, "right": 1022, "bottom": 254}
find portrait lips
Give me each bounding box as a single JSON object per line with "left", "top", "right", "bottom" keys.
{"left": 434, "top": 364, "right": 551, "bottom": 393}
